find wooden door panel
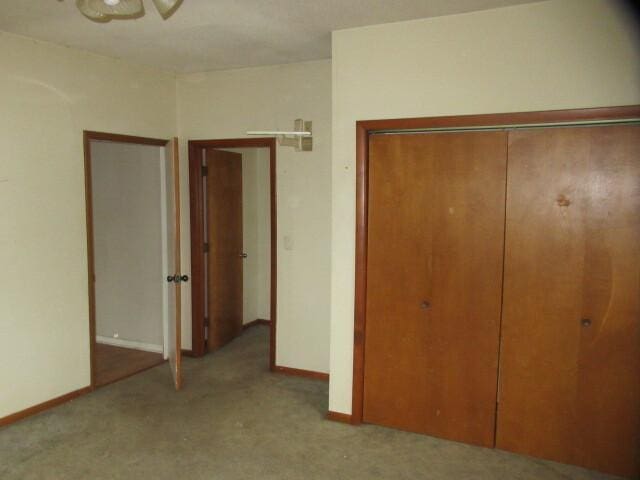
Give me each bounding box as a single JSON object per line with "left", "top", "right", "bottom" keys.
{"left": 206, "top": 149, "right": 243, "bottom": 351}
{"left": 363, "top": 131, "right": 507, "bottom": 447}
{"left": 165, "top": 138, "right": 182, "bottom": 390}
{"left": 497, "top": 125, "right": 640, "bottom": 478}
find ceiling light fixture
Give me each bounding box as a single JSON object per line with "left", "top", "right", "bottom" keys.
{"left": 75, "top": 0, "right": 182, "bottom": 22}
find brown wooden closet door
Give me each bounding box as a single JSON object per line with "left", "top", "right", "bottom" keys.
{"left": 363, "top": 131, "right": 507, "bottom": 447}
{"left": 206, "top": 149, "right": 243, "bottom": 351}
{"left": 497, "top": 125, "right": 640, "bottom": 478}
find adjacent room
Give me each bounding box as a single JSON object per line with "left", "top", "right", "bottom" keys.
{"left": 89, "top": 138, "right": 169, "bottom": 387}
{"left": 0, "top": 0, "right": 638, "bottom": 479}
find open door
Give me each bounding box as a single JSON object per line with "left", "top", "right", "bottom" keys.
{"left": 205, "top": 148, "right": 244, "bottom": 351}
{"left": 165, "top": 137, "right": 183, "bottom": 390}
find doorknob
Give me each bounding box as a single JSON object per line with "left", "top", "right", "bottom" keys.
{"left": 166, "top": 274, "right": 189, "bottom": 283}
{"left": 239, "top": 253, "right": 248, "bottom": 258}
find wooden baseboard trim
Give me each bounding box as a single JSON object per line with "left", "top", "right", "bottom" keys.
{"left": 0, "top": 386, "right": 92, "bottom": 428}
{"left": 181, "top": 349, "right": 196, "bottom": 357}
{"left": 243, "top": 318, "right": 271, "bottom": 330}
{"left": 273, "top": 365, "right": 329, "bottom": 381}
{"left": 326, "top": 410, "right": 353, "bottom": 424}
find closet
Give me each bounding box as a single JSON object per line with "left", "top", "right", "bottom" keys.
{"left": 361, "top": 122, "right": 639, "bottom": 478}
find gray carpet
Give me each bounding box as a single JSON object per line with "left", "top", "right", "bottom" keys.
{"left": 0, "top": 326, "right": 621, "bottom": 480}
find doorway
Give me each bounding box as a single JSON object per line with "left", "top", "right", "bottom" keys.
{"left": 84, "top": 131, "right": 184, "bottom": 390}
{"left": 188, "top": 138, "right": 276, "bottom": 369}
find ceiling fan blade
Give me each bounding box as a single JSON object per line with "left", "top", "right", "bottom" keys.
{"left": 76, "top": 0, "right": 111, "bottom": 22}
{"left": 86, "top": 0, "right": 143, "bottom": 17}
{"left": 151, "top": 0, "right": 181, "bottom": 19}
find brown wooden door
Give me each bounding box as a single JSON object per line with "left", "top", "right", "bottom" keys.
{"left": 165, "top": 138, "right": 182, "bottom": 390}
{"left": 496, "top": 125, "right": 640, "bottom": 478}
{"left": 206, "top": 149, "right": 243, "bottom": 351}
{"left": 363, "top": 131, "right": 507, "bottom": 447}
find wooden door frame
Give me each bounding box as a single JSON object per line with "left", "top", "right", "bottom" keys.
{"left": 188, "top": 137, "right": 277, "bottom": 370}
{"left": 351, "top": 105, "right": 640, "bottom": 425}
{"left": 83, "top": 130, "right": 170, "bottom": 389}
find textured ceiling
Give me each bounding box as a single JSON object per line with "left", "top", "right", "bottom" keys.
{"left": 0, "top": 0, "right": 544, "bottom": 73}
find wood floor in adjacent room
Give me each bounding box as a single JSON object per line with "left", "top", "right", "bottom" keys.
{"left": 0, "top": 326, "right": 622, "bottom": 480}
{"left": 94, "top": 342, "right": 164, "bottom": 387}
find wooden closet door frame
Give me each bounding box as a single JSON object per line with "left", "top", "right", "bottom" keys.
{"left": 187, "top": 138, "right": 277, "bottom": 370}
{"left": 351, "top": 105, "right": 640, "bottom": 425}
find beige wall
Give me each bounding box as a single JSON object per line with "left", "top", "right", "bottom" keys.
{"left": 329, "top": 0, "right": 640, "bottom": 414}
{"left": 4, "top": 0, "right": 638, "bottom": 421}
{"left": 177, "top": 60, "right": 332, "bottom": 373}
{"left": 224, "top": 147, "right": 271, "bottom": 325}
{"left": 0, "top": 32, "right": 176, "bottom": 418}
{"left": 91, "top": 141, "right": 164, "bottom": 349}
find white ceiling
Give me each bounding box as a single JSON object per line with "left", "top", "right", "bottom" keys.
{"left": 0, "top": 0, "right": 544, "bottom": 73}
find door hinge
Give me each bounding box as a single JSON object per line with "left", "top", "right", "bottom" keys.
{"left": 204, "top": 320, "right": 209, "bottom": 341}
{"left": 203, "top": 242, "right": 209, "bottom": 253}
{"left": 201, "top": 165, "right": 208, "bottom": 177}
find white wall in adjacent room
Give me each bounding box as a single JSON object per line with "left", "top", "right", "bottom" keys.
{"left": 91, "top": 141, "right": 164, "bottom": 350}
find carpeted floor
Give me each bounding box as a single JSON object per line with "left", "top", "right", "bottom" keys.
{"left": 0, "top": 326, "right": 621, "bottom": 480}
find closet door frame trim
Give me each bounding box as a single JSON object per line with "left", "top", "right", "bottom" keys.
{"left": 351, "top": 105, "right": 640, "bottom": 425}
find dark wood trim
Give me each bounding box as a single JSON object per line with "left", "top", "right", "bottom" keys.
{"left": 326, "top": 411, "right": 353, "bottom": 424}
{"left": 269, "top": 143, "right": 277, "bottom": 372}
{"left": 242, "top": 319, "right": 272, "bottom": 330}
{"left": 351, "top": 105, "right": 640, "bottom": 425}
{"left": 83, "top": 130, "right": 170, "bottom": 389}
{"left": 83, "top": 132, "right": 97, "bottom": 389}
{"left": 84, "top": 130, "right": 168, "bottom": 146}
{"left": 273, "top": 365, "right": 329, "bottom": 381}
{"left": 188, "top": 137, "right": 278, "bottom": 371}
{"left": 356, "top": 105, "right": 640, "bottom": 133}
{"left": 190, "top": 137, "right": 276, "bottom": 149}
{"left": 351, "top": 121, "right": 369, "bottom": 425}
{"left": 0, "top": 386, "right": 92, "bottom": 428}
{"left": 181, "top": 349, "right": 196, "bottom": 357}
